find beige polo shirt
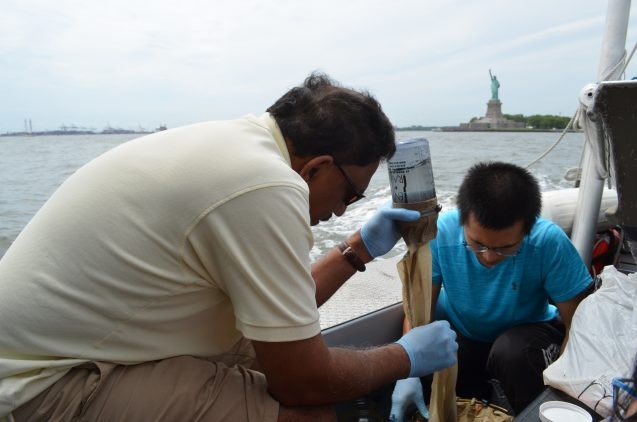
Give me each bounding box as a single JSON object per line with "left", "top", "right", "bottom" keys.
{"left": 0, "top": 113, "right": 320, "bottom": 415}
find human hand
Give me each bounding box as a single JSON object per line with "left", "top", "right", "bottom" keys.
{"left": 395, "top": 320, "right": 457, "bottom": 378}
{"left": 390, "top": 378, "right": 429, "bottom": 422}
{"left": 360, "top": 202, "right": 420, "bottom": 258}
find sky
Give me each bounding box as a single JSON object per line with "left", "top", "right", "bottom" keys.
{"left": 2, "top": 0, "right": 636, "bottom": 133}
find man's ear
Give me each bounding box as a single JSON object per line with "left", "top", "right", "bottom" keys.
{"left": 299, "top": 155, "right": 333, "bottom": 182}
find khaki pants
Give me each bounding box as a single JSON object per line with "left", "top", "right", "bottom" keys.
{"left": 13, "top": 338, "right": 279, "bottom": 422}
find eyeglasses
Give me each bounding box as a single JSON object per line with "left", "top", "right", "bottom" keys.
{"left": 612, "top": 377, "right": 637, "bottom": 420}
{"left": 334, "top": 163, "right": 366, "bottom": 206}
{"left": 462, "top": 238, "right": 523, "bottom": 257}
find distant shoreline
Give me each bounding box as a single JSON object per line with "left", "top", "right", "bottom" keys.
{"left": 395, "top": 127, "right": 576, "bottom": 133}
{"left": 2, "top": 127, "right": 576, "bottom": 137}
{"left": 0, "top": 130, "right": 157, "bottom": 137}
{"left": 437, "top": 127, "right": 577, "bottom": 133}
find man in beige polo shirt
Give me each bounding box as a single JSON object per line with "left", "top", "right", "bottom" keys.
{"left": 0, "top": 72, "right": 457, "bottom": 421}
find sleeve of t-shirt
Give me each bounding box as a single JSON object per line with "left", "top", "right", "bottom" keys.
{"left": 184, "top": 184, "right": 321, "bottom": 343}
{"left": 541, "top": 224, "right": 593, "bottom": 303}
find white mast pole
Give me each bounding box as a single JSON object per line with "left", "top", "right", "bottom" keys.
{"left": 570, "top": 0, "right": 631, "bottom": 264}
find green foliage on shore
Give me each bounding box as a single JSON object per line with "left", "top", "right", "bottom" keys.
{"left": 394, "top": 125, "right": 439, "bottom": 131}
{"left": 503, "top": 114, "right": 571, "bottom": 129}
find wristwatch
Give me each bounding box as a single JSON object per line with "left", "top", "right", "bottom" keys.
{"left": 337, "top": 241, "right": 366, "bottom": 272}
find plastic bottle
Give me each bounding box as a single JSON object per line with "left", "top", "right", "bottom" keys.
{"left": 387, "top": 138, "right": 436, "bottom": 204}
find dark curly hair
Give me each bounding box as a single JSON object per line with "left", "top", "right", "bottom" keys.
{"left": 266, "top": 72, "right": 395, "bottom": 165}
{"left": 457, "top": 161, "right": 541, "bottom": 234}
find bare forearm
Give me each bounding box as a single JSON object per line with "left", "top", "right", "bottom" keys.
{"left": 555, "top": 288, "right": 590, "bottom": 355}
{"left": 327, "top": 345, "right": 409, "bottom": 399}
{"left": 312, "top": 248, "right": 355, "bottom": 307}
{"left": 312, "top": 230, "right": 373, "bottom": 307}
{"left": 560, "top": 330, "right": 570, "bottom": 355}
{"left": 274, "top": 344, "right": 409, "bottom": 406}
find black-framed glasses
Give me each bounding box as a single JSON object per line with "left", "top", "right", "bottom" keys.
{"left": 612, "top": 377, "right": 637, "bottom": 420}
{"left": 334, "top": 163, "right": 366, "bottom": 205}
{"left": 462, "top": 238, "right": 523, "bottom": 257}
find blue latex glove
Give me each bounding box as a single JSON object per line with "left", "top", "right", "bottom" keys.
{"left": 395, "top": 320, "right": 458, "bottom": 378}
{"left": 390, "top": 378, "right": 429, "bottom": 422}
{"left": 360, "top": 202, "right": 421, "bottom": 258}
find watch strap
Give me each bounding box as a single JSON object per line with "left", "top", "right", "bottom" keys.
{"left": 337, "top": 241, "right": 366, "bottom": 272}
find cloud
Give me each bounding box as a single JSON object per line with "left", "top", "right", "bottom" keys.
{"left": 1, "top": 0, "right": 635, "bottom": 131}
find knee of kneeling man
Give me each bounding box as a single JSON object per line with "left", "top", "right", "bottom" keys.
{"left": 487, "top": 335, "right": 528, "bottom": 368}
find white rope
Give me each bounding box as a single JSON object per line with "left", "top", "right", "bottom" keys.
{"left": 524, "top": 41, "right": 637, "bottom": 173}
{"left": 524, "top": 110, "right": 578, "bottom": 170}
{"left": 618, "top": 41, "right": 637, "bottom": 77}
{"left": 599, "top": 49, "right": 627, "bottom": 81}
{"left": 578, "top": 106, "right": 610, "bottom": 179}
{"left": 524, "top": 104, "right": 609, "bottom": 179}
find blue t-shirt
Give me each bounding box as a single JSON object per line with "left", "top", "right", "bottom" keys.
{"left": 431, "top": 209, "right": 592, "bottom": 342}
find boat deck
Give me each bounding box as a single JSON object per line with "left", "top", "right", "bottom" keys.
{"left": 319, "top": 256, "right": 403, "bottom": 329}
{"left": 617, "top": 248, "right": 637, "bottom": 274}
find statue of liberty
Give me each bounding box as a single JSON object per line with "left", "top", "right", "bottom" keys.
{"left": 489, "top": 69, "right": 500, "bottom": 101}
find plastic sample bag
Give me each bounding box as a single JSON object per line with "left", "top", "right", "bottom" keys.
{"left": 543, "top": 266, "right": 637, "bottom": 417}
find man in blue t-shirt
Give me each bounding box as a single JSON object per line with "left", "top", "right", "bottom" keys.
{"left": 390, "top": 162, "right": 593, "bottom": 420}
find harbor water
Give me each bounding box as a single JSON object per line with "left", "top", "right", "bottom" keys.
{"left": 0, "top": 130, "right": 587, "bottom": 327}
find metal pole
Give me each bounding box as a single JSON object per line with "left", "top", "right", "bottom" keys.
{"left": 571, "top": 0, "right": 630, "bottom": 265}
{"left": 571, "top": 0, "right": 631, "bottom": 264}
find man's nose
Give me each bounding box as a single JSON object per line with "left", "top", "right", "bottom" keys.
{"left": 482, "top": 249, "right": 501, "bottom": 264}
{"left": 334, "top": 203, "right": 347, "bottom": 216}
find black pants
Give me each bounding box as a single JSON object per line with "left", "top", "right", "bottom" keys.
{"left": 452, "top": 319, "right": 565, "bottom": 414}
